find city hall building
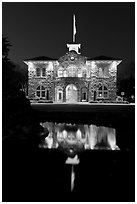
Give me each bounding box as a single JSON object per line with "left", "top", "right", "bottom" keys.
{"left": 24, "top": 43, "right": 121, "bottom": 103}
{"left": 24, "top": 16, "right": 122, "bottom": 103}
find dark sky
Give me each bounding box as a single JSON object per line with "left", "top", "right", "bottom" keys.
{"left": 2, "top": 2, "right": 135, "bottom": 76}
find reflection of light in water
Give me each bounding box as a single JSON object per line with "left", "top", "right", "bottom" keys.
{"left": 65, "top": 155, "right": 80, "bottom": 192}
{"left": 88, "top": 125, "right": 98, "bottom": 149}
{"left": 76, "top": 129, "right": 82, "bottom": 140}
{"left": 71, "top": 165, "right": 75, "bottom": 192}
{"left": 107, "top": 128, "right": 119, "bottom": 150}
{"left": 62, "top": 130, "right": 67, "bottom": 138}
{"left": 41, "top": 122, "right": 120, "bottom": 150}
{"left": 45, "top": 133, "right": 53, "bottom": 149}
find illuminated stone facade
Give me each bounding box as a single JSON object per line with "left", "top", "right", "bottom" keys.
{"left": 24, "top": 44, "right": 121, "bottom": 103}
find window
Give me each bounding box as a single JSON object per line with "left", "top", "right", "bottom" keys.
{"left": 104, "top": 91, "right": 108, "bottom": 98}
{"left": 36, "top": 86, "right": 45, "bottom": 98}
{"left": 59, "top": 92, "right": 62, "bottom": 100}
{"left": 98, "top": 67, "right": 109, "bottom": 78}
{"left": 42, "top": 68, "right": 46, "bottom": 76}
{"left": 57, "top": 87, "right": 63, "bottom": 101}
{"left": 98, "top": 86, "right": 103, "bottom": 97}
{"left": 36, "top": 68, "right": 41, "bottom": 76}
{"left": 67, "top": 66, "right": 77, "bottom": 77}
{"left": 58, "top": 69, "right": 63, "bottom": 77}
{"left": 36, "top": 68, "right": 46, "bottom": 77}
{"left": 98, "top": 85, "right": 109, "bottom": 98}
{"left": 98, "top": 68, "right": 103, "bottom": 77}
{"left": 81, "top": 88, "right": 87, "bottom": 101}
{"left": 104, "top": 67, "right": 109, "bottom": 77}
{"left": 46, "top": 90, "right": 49, "bottom": 100}
{"left": 83, "top": 93, "right": 86, "bottom": 100}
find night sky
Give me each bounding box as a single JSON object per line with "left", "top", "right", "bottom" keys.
{"left": 2, "top": 2, "right": 135, "bottom": 77}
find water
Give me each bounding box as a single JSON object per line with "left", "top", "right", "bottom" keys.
{"left": 39, "top": 122, "right": 120, "bottom": 154}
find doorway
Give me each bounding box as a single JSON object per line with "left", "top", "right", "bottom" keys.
{"left": 66, "top": 84, "right": 78, "bottom": 103}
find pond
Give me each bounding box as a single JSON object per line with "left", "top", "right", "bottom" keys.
{"left": 39, "top": 122, "right": 119, "bottom": 157}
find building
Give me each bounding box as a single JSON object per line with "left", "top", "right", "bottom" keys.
{"left": 24, "top": 43, "right": 121, "bottom": 103}
{"left": 24, "top": 16, "right": 122, "bottom": 103}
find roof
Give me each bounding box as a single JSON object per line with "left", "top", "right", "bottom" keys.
{"left": 24, "top": 56, "right": 57, "bottom": 61}
{"left": 87, "top": 55, "right": 121, "bottom": 61}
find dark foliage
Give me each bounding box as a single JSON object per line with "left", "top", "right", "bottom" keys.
{"left": 2, "top": 35, "right": 12, "bottom": 60}
{"left": 118, "top": 76, "right": 135, "bottom": 100}
{"left": 2, "top": 36, "right": 27, "bottom": 100}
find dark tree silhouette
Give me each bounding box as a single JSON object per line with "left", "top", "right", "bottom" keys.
{"left": 2, "top": 35, "right": 12, "bottom": 60}
{"left": 2, "top": 36, "right": 27, "bottom": 100}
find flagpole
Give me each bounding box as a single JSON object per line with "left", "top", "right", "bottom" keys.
{"left": 73, "top": 15, "right": 74, "bottom": 43}
{"left": 73, "top": 14, "right": 76, "bottom": 43}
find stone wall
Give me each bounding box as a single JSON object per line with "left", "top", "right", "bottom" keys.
{"left": 26, "top": 53, "right": 118, "bottom": 102}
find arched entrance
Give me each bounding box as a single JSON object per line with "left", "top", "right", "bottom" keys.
{"left": 66, "top": 84, "right": 78, "bottom": 103}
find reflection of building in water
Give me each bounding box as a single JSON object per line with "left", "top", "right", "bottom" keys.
{"left": 24, "top": 16, "right": 122, "bottom": 103}
{"left": 41, "top": 122, "right": 119, "bottom": 150}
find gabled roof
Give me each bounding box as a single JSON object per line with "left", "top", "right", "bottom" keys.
{"left": 87, "top": 55, "right": 121, "bottom": 61}
{"left": 24, "top": 56, "right": 57, "bottom": 61}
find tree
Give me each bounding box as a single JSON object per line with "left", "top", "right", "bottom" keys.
{"left": 2, "top": 35, "right": 28, "bottom": 100}
{"left": 2, "top": 35, "right": 12, "bottom": 60}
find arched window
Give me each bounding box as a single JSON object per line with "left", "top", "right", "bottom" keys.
{"left": 36, "top": 86, "right": 46, "bottom": 98}
{"left": 98, "top": 85, "right": 109, "bottom": 98}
